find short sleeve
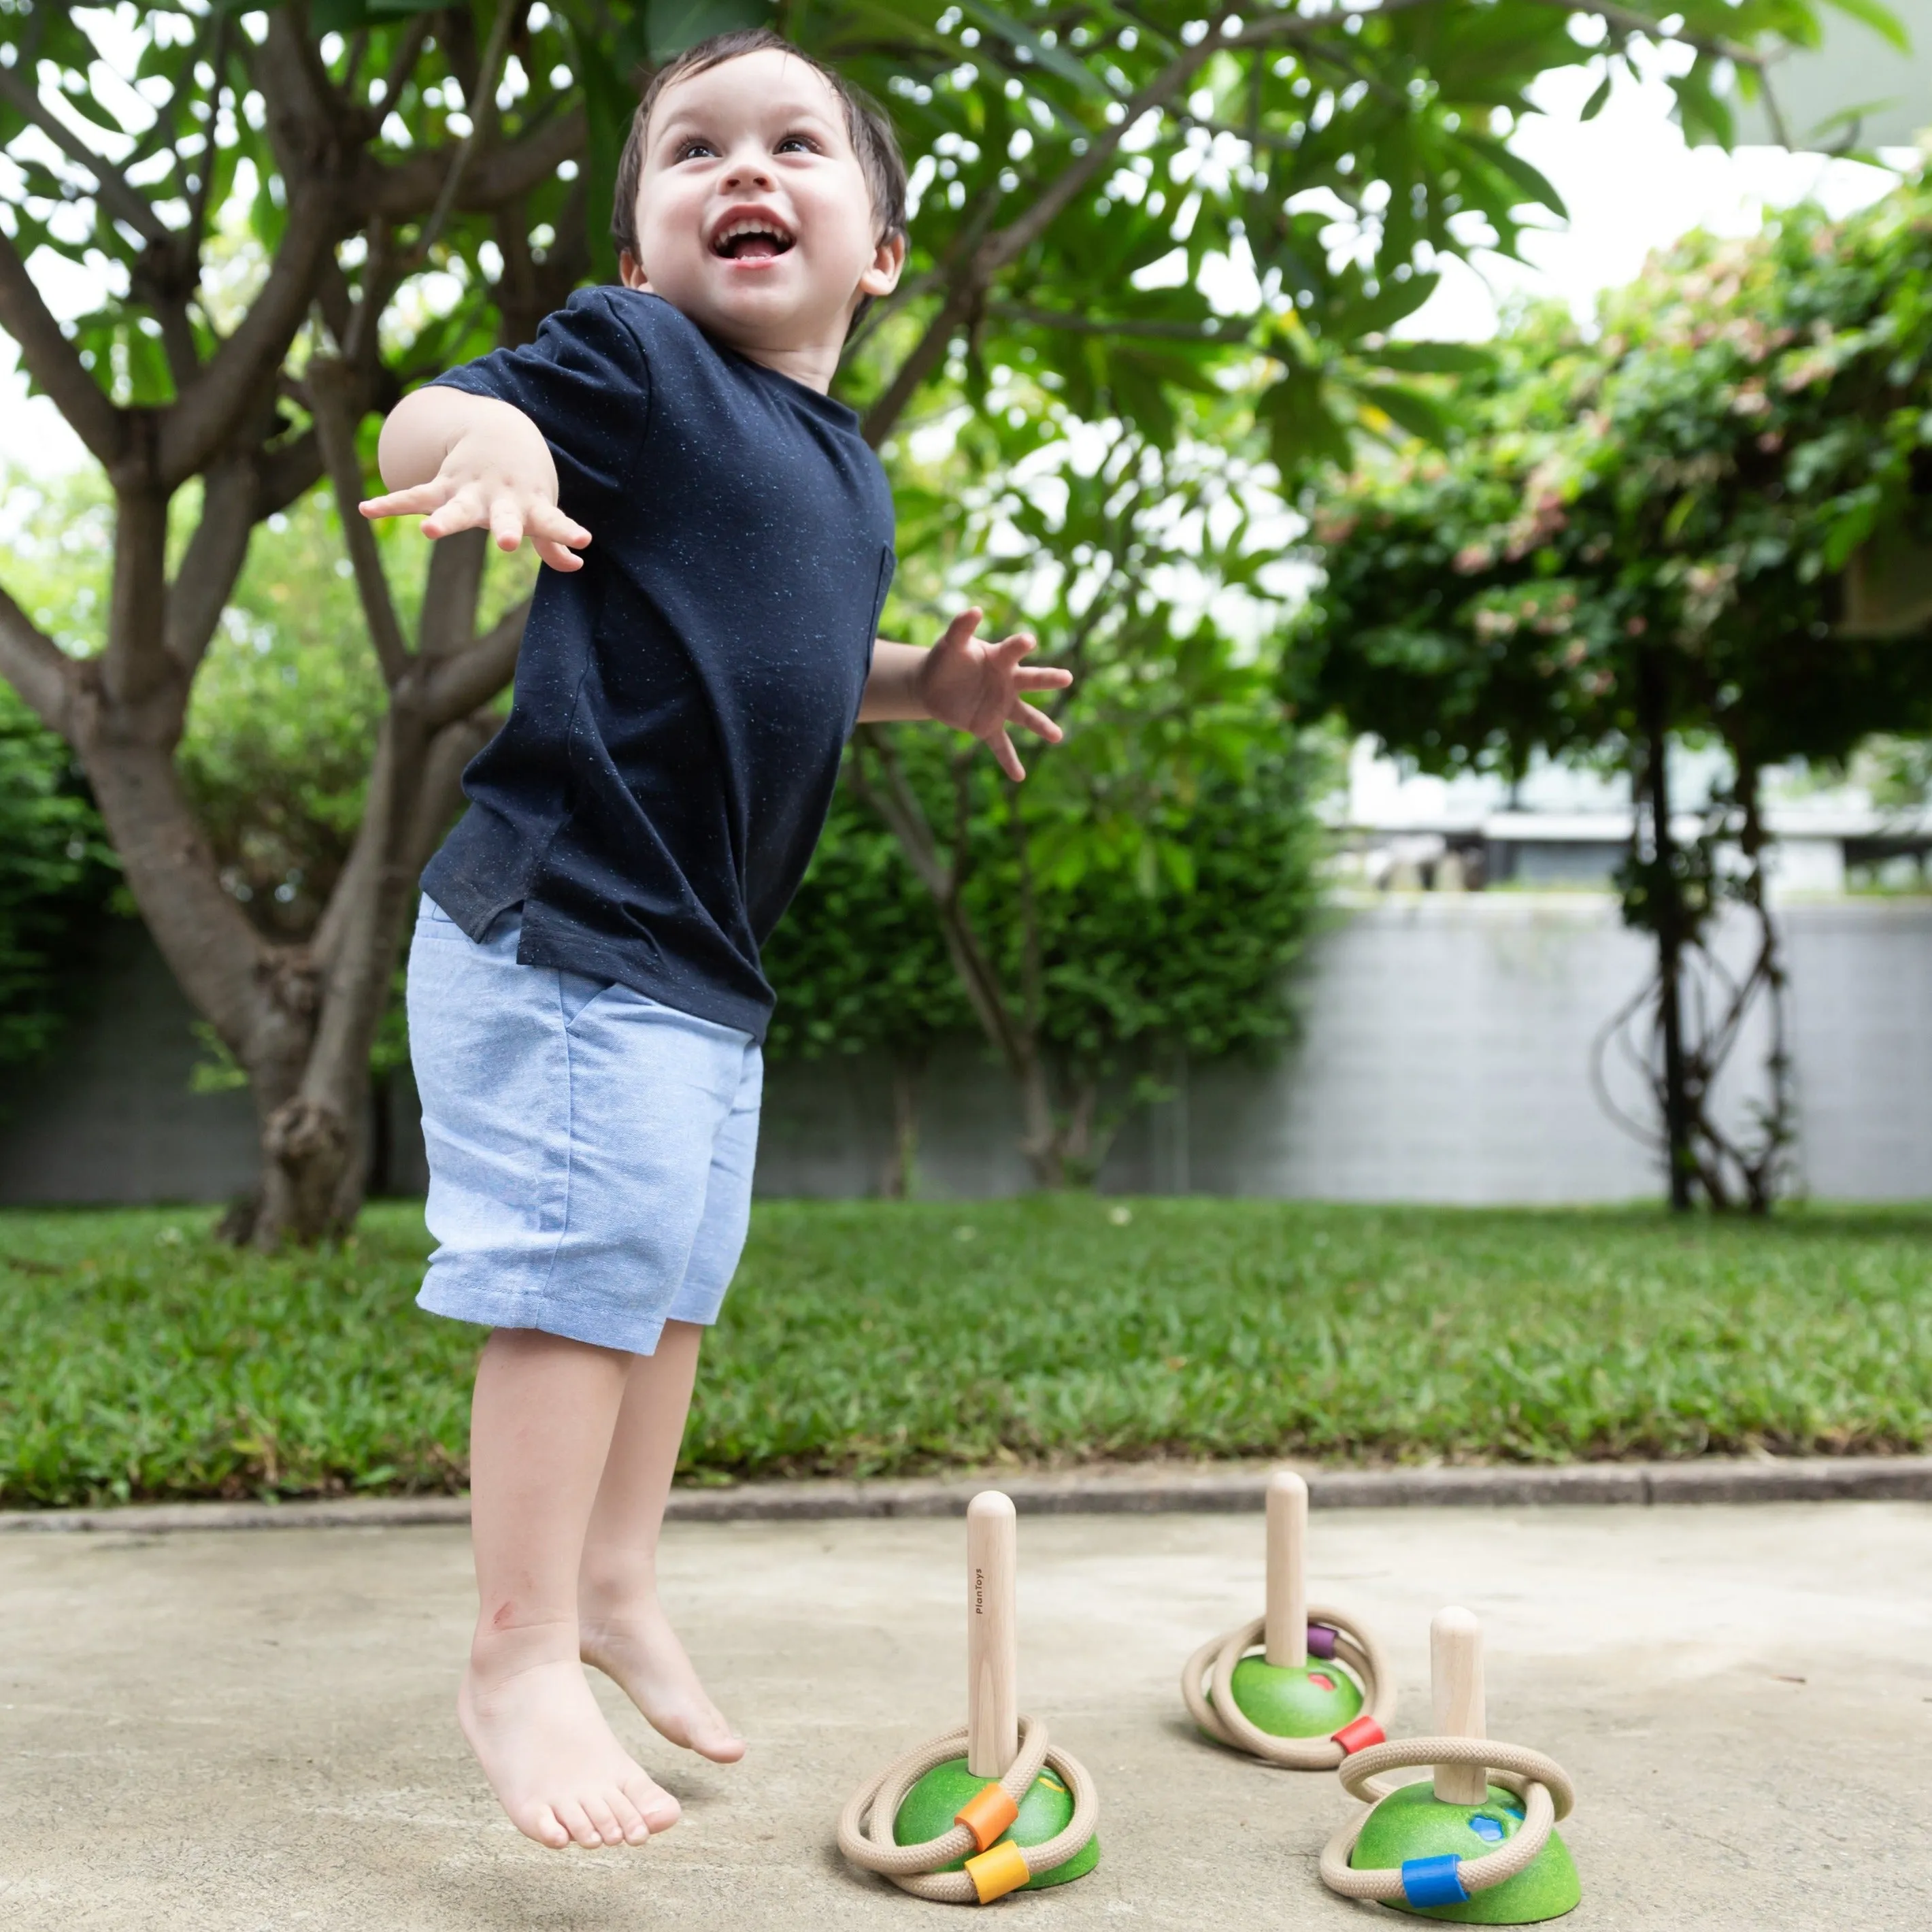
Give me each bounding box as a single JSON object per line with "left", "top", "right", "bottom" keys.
{"left": 429, "top": 288, "right": 651, "bottom": 516}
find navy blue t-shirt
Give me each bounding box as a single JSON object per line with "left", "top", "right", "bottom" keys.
{"left": 420, "top": 288, "right": 896, "bottom": 1042}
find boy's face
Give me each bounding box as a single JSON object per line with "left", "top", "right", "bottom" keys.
{"left": 620, "top": 50, "right": 903, "bottom": 361}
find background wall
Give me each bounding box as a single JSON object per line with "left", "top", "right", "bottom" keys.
{"left": 4, "top": 896, "right": 1927, "bottom": 1207}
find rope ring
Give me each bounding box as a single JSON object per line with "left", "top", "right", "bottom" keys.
{"left": 1319, "top": 1736, "right": 1576, "bottom": 1905}
{"left": 1180, "top": 1605, "right": 1396, "bottom": 1769}
{"left": 1340, "top": 1737, "right": 1575, "bottom": 1816}
{"left": 837, "top": 1716, "right": 1100, "bottom": 1905}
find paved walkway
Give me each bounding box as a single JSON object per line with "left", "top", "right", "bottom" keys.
{"left": 3, "top": 1502, "right": 1927, "bottom": 1929}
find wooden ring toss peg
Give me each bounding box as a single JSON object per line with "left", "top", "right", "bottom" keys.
{"left": 1181, "top": 1469, "right": 1396, "bottom": 1767}
{"left": 1319, "top": 1608, "right": 1581, "bottom": 1921}
{"left": 837, "top": 1493, "right": 1100, "bottom": 1903}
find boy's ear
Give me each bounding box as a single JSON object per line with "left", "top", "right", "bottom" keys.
{"left": 619, "top": 250, "right": 650, "bottom": 290}
{"left": 858, "top": 231, "right": 907, "bottom": 302}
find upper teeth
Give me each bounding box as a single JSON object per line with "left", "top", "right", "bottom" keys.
{"left": 718, "top": 219, "right": 788, "bottom": 244}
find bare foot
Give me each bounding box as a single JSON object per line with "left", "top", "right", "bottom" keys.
{"left": 579, "top": 1593, "right": 746, "bottom": 1763}
{"left": 460, "top": 1620, "right": 682, "bottom": 1849}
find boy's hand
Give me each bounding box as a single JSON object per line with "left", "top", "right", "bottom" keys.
{"left": 917, "top": 608, "right": 1071, "bottom": 781}
{"left": 360, "top": 396, "right": 591, "bottom": 573}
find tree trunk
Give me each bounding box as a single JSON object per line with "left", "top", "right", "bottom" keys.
{"left": 1636, "top": 657, "right": 1695, "bottom": 1212}
{"left": 1732, "top": 760, "right": 1793, "bottom": 1214}
{"left": 848, "top": 729, "right": 1080, "bottom": 1188}
{"left": 881, "top": 1051, "right": 924, "bottom": 1199}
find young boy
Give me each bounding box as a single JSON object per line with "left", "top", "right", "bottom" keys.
{"left": 361, "top": 31, "right": 1067, "bottom": 1853}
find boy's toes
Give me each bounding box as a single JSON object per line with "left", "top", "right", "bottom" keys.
{"left": 685, "top": 1709, "right": 746, "bottom": 1763}
{"left": 527, "top": 1803, "right": 572, "bottom": 1850}
{"left": 625, "top": 1771, "right": 682, "bottom": 1835}
{"left": 557, "top": 1798, "right": 606, "bottom": 1849}
{"left": 608, "top": 1787, "right": 652, "bottom": 1845}
{"left": 580, "top": 1794, "right": 627, "bottom": 1846}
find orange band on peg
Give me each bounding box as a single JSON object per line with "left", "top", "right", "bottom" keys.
{"left": 955, "top": 1782, "right": 1021, "bottom": 1852}
{"left": 1333, "top": 1715, "right": 1386, "bottom": 1754}
{"left": 965, "top": 1839, "right": 1031, "bottom": 1903}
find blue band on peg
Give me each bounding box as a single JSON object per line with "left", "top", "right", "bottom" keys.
{"left": 1400, "top": 1856, "right": 1471, "bottom": 1908}
{"left": 1306, "top": 1623, "right": 1338, "bottom": 1660}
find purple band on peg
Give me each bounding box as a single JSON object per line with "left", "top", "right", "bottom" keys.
{"left": 1306, "top": 1623, "right": 1338, "bottom": 1660}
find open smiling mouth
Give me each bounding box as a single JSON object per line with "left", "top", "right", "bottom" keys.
{"left": 712, "top": 220, "right": 795, "bottom": 261}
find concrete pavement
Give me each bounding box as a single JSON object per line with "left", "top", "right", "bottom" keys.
{"left": 3, "top": 1502, "right": 1928, "bottom": 1930}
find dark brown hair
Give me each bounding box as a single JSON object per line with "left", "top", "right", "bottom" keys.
{"left": 610, "top": 28, "right": 908, "bottom": 263}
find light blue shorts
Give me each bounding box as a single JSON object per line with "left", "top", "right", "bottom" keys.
{"left": 406, "top": 897, "right": 763, "bottom": 1356}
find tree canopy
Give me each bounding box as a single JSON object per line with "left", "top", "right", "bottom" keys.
{"left": 1293, "top": 173, "right": 1932, "bottom": 1208}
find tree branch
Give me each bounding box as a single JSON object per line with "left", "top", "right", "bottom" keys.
{"left": 861, "top": 283, "right": 976, "bottom": 448}
{"left": 1530, "top": 0, "right": 1767, "bottom": 69}
{"left": 422, "top": 597, "right": 527, "bottom": 727}
{"left": 0, "top": 228, "right": 124, "bottom": 468}
{"left": 0, "top": 577, "right": 79, "bottom": 737}
{"left": 850, "top": 729, "right": 1031, "bottom": 1076}
{"left": 308, "top": 357, "right": 412, "bottom": 687}
{"left": 411, "top": 0, "right": 519, "bottom": 263}
{"left": 985, "top": 12, "right": 1238, "bottom": 273}
{"left": 370, "top": 15, "right": 434, "bottom": 127}
{"left": 405, "top": 708, "right": 499, "bottom": 873}
{"left": 164, "top": 457, "right": 256, "bottom": 679}
{"left": 0, "top": 66, "right": 172, "bottom": 246}
{"left": 254, "top": 428, "right": 326, "bottom": 520}
{"left": 419, "top": 527, "right": 488, "bottom": 659}
{"left": 863, "top": 10, "right": 1248, "bottom": 443}
{"left": 368, "top": 110, "right": 588, "bottom": 222}
{"left": 252, "top": 5, "right": 346, "bottom": 179}
{"left": 160, "top": 180, "right": 339, "bottom": 486}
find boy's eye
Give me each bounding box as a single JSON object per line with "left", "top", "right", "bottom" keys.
{"left": 776, "top": 133, "right": 819, "bottom": 154}
{"left": 676, "top": 139, "right": 716, "bottom": 161}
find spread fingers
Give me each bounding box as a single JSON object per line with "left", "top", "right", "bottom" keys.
{"left": 360, "top": 480, "right": 452, "bottom": 521}
{"left": 1012, "top": 701, "right": 1063, "bottom": 742}
{"left": 986, "top": 726, "right": 1027, "bottom": 782}
{"left": 529, "top": 503, "right": 591, "bottom": 552}
{"left": 529, "top": 504, "right": 591, "bottom": 572}
{"left": 419, "top": 486, "right": 490, "bottom": 541}
{"left": 489, "top": 497, "right": 527, "bottom": 553}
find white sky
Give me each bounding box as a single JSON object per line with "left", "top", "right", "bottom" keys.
{"left": 0, "top": 54, "right": 1910, "bottom": 472}
{"left": 1405, "top": 58, "right": 1907, "bottom": 342}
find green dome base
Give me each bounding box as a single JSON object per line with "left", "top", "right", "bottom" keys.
{"left": 1350, "top": 1782, "right": 1580, "bottom": 1923}
{"left": 1208, "top": 1656, "right": 1365, "bottom": 1738}
{"left": 894, "top": 1756, "right": 1099, "bottom": 1891}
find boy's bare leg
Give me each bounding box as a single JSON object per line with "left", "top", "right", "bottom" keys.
{"left": 463, "top": 1327, "right": 682, "bottom": 1848}
{"left": 578, "top": 1319, "right": 746, "bottom": 1763}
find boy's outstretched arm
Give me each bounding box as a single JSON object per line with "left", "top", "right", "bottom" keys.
{"left": 859, "top": 608, "right": 1071, "bottom": 782}
{"left": 360, "top": 388, "right": 592, "bottom": 573}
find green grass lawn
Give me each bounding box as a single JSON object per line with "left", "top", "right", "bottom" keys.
{"left": 2, "top": 1198, "right": 1929, "bottom": 1507}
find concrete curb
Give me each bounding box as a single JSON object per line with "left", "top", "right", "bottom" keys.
{"left": 4, "top": 1453, "right": 1929, "bottom": 1535}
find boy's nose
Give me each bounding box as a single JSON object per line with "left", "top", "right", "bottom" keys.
{"left": 721, "top": 148, "right": 776, "bottom": 192}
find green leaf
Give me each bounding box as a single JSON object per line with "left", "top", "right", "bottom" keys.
{"left": 1355, "top": 378, "right": 1455, "bottom": 446}
{"left": 1367, "top": 340, "right": 1496, "bottom": 376}
{"left": 1456, "top": 133, "right": 1569, "bottom": 221}
{"left": 956, "top": 0, "right": 1113, "bottom": 99}
{"left": 1259, "top": 365, "right": 1354, "bottom": 477}
{"left": 1580, "top": 71, "right": 1612, "bottom": 122}
{"left": 1330, "top": 270, "right": 1443, "bottom": 339}
{"left": 646, "top": 0, "right": 773, "bottom": 61}
{"left": 1820, "top": 0, "right": 1911, "bottom": 53}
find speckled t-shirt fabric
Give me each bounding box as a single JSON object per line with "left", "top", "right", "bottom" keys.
{"left": 420, "top": 286, "right": 896, "bottom": 1042}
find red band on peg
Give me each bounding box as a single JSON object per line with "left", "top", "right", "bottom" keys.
{"left": 1332, "top": 1715, "right": 1386, "bottom": 1754}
